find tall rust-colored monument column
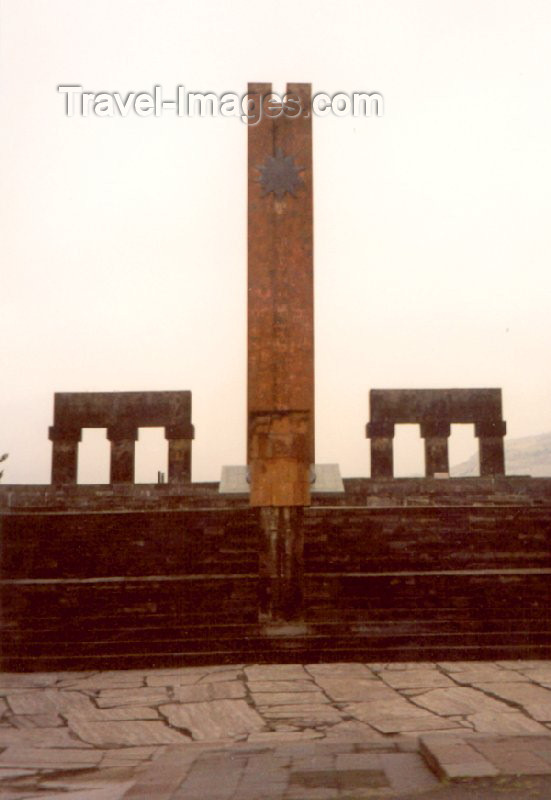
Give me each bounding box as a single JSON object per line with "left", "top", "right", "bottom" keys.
{"left": 247, "top": 82, "right": 314, "bottom": 505}
{"left": 247, "top": 82, "right": 314, "bottom": 620}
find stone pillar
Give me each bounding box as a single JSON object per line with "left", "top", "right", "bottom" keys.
{"left": 107, "top": 425, "right": 138, "bottom": 484}
{"left": 366, "top": 421, "right": 395, "bottom": 478}
{"left": 247, "top": 82, "right": 315, "bottom": 482}
{"left": 49, "top": 427, "right": 81, "bottom": 485}
{"left": 258, "top": 506, "right": 304, "bottom": 621}
{"left": 421, "top": 421, "right": 451, "bottom": 477}
{"left": 475, "top": 420, "right": 507, "bottom": 476}
{"left": 249, "top": 411, "right": 311, "bottom": 507}
{"left": 165, "top": 424, "right": 195, "bottom": 483}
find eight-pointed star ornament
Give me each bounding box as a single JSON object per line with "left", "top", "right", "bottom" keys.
{"left": 256, "top": 148, "right": 305, "bottom": 199}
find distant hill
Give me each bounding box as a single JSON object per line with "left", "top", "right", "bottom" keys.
{"left": 451, "top": 432, "right": 551, "bottom": 477}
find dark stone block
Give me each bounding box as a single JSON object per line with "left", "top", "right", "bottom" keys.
{"left": 49, "top": 391, "right": 194, "bottom": 485}
{"left": 367, "top": 389, "right": 507, "bottom": 478}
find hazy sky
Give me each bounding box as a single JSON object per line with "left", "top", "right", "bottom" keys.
{"left": 2, "top": 0, "right": 551, "bottom": 484}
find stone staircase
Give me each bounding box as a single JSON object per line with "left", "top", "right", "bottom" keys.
{"left": 2, "top": 497, "right": 551, "bottom": 670}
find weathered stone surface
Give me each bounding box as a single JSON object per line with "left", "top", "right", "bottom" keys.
{"left": 442, "top": 665, "right": 528, "bottom": 684}
{"left": 197, "top": 670, "right": 244, "bottom": 683}
{"left": 258, "top": 703, "right": 344, "bottom": 727}
{"left": 0, "top": 727, "right": 91, "bottom": 748}
{"left": 160, "top": 699, "right": 266, "bottom": 740}
{"left": 173, "top": 681, "right": 245, "bottom": 703}
{"left": 145, "top": 666, "right": 243, "bottom": 687}
{"left": 247, "top": 730, "right": 324, "bottom": 743}
{"left": 372, "top": 716, "right": 463, "bottom": 735}
{"left": 474, "top": 746, "right": 551, "bottom": 775}
{"left": 58, "top": 673, "right": 146, "bottom": 690}
{"left": 468, "top": 711, "right": 549, "bottom": 734}
{"left": 421, "top": 736, "right": 500, "bottom": 781}
{"left": 101, "top": 754, "right": 156, "bottom": 769}
{"left": 37, "top": 782, "right": 136, "bottom": 800}
{"left": 96, "top": 688, "right": 169, "bottom": 708}
{"left": 0, "top": 673, "right": 61, "bottom": 689}
{"left": 250, "top": 691, "right": 328, "bottom": 706}
{"left": 380, "top": 752, "right": 440, "bottom": 793}
{"left": 7, "top": 690, "right": 160, "bottom": 725}
{"left": 245, "top": 666, "right": 307, "bottom": 681}
{"left": 371, "top": 662, "right": 436, "bottom": 672}
{"left": 322, "top": 721, "right": 386, "bottom": 742}
{"left": 379, "top": 669, "right": 455, "bottom": 690}
{"left": 0, "top": 746, "right": 102, "bottom": 768}
{"left": 6, "top": 689, "right": 97, "bottom": 717}
{"left": 470, "top": 736, "right": 551, "bottom": 775}
{"left": 248, "top": 681, "right": 317, "bottom": 693}
{"left": 0, "top": 767, "right": 37, "bottom": 779}
{"left": 515, "top": 668, "right": 551, "bottom": 685}
{"left": 145, "top": 674, "right": 200, "bottom": 688}
{"left": 345, "top": 700, "right": 462, "bottom": 735}
{"left": 306, "top": 664, "right": 376, "bottom": 679}
{"left": 98, "top": 747, "right": 158, "bottom": 764}
{"left": 9, "top": 712, "right": 64, "bottom": 728}
{"left": 5, "top": 691, "right": 59, "bottom": 715}
{"left": 66, "top": 718, "right": 190, "bottom": 746}
{"left": 473, "top": 682, "right": 551, "bottom": 721}
{"left": 313, "top": 678, "right": 397, "bottom": 703}
{"left": 413, "top": 687, "right": 512, "bottom": 716}
{"left": 71, "top": 706, "right": 160, "bottom": 721}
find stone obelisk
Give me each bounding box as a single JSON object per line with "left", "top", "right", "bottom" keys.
{"left": 247, "top": 82, "right": 314, "bottom": 620}
{"left": 247, "top": 82, "right": 314, "bottom": 509}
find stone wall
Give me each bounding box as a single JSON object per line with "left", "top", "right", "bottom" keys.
{"left": 2, "top": 485, "right": 551, "bottom": 669}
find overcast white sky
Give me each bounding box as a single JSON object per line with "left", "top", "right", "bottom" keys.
{"left": 1, "top": 0, "right": 551, "bottom": 483}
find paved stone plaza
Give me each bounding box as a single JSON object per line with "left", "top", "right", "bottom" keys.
{"left": 2, "top": 660, "right": 551, "bottom": 798}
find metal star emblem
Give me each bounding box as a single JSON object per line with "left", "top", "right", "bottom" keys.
{"left": 257, "top": 148, "right": 304, "bottom": 199}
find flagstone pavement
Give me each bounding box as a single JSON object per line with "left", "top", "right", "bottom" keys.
{"left": 2, "top": 660, "right": 551, "bottom": 798}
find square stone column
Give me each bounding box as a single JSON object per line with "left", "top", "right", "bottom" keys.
{"left": 165, "top": 424, "right": 195, "bottom": 484}
{"left": 421, "top": 421, "right": 451, "bottom": 477}
{"left": 49, "top": 427, "right": 81, "bottom": 485}
{"left": 475, "top": 420, "right": 507, "bottom": 476}
{"left": 247, "top": 82, "right": 314, "bottom": 504}
{"left": 366, "top": 421, "right": 395, "bottom": 478}
{"left": 249, "top": 410, "right": 311, "bottom": 507}
{"left": 107, "top": 425, "right": 138, "bottom": 484}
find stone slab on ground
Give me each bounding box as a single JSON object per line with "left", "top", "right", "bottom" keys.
{"left": 473, "top": 681, "right": 551, "bottom": 721}
{"left": 412, "top": 686, "right": 514, "bottom": 716}
{"left": 247, "top": 680, "right": 318, "bottom": 693}
{"left": 312, "top": 676, "right": 397, "bottom": 702}
{"left": 344, "top": 698, "right": 464, "bottom": 735}
{"left": 0, "top": 746, "right": 103, "bottom": 769}
{"left": 172, "top": 681, "right": 245, "bottom": 702}
{"left": 121, "top": 740, "right": 439, "bottom": 800}
{"left": 159, "top": 699, "right": 266, "bottom": 741}
{"left": 66, "top": 718, "right": 191, "bottom": 747}
{"left": 420, "top": 734, "right": 551, "bottom": 781}
{"left": 244, "top": 665, "right": 308, "bottom": 681}
{"left": 378, "top": 668, "right": 456, "bottom": 690}
{"left": 96, "top": 688, "right": 169, "bottom": 708}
